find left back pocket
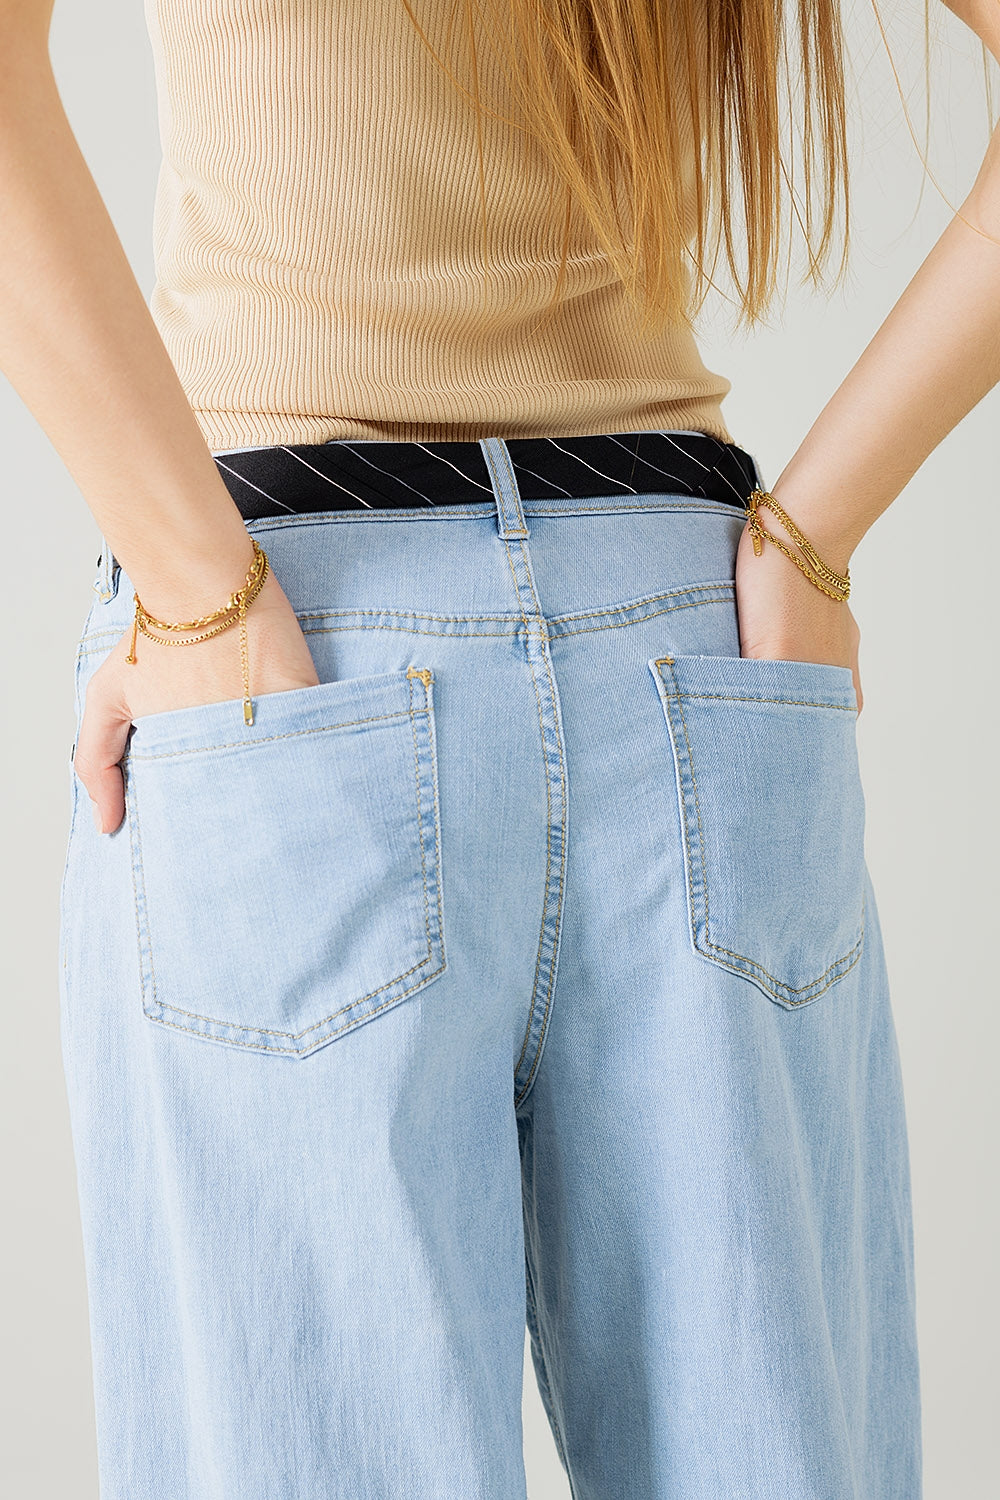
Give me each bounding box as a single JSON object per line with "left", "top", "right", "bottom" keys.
{"left": 648, "top": 651, "right": 866, "bottom": 1008}
{"left": 123, "top": 666, "right": 445, "bottom": 1057}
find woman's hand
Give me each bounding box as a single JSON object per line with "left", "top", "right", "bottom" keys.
{"left": 73, "top": 570, "right": 321, "bottom": 835}
{"left": 734, "top": 514, "right": 864, "bottom": 712}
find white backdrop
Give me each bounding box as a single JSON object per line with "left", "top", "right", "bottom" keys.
{"left": 1, "top": 3, "right": 996, "bottom": 1495}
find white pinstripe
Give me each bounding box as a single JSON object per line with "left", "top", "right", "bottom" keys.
{"left": 213, "top": 458, "right": 298, "bottom": 513}
{"left": 410, "top": 443, "right": 494, "bottom": 498}
{"left": 605, "top": 434, "right": 702, "bottom": 493}
{"left": 216, "top": 431, "right": 748, "bottom": 513}
{"left": 708, "top": 463, "right": 747, "bottom": 503}
{"left": 337, "top": 444, "right": 438, "bottom": 505}
{"left": 540, "top": 437, "right": 639, "bottom": 494}
{"left": 658, "top": 432, "right": 712, "bottom": 472}
{"left": 278, "top": 446, "right": 376, "bottom": 508}
{"left": 503, "top": 457, "right": 576, "bottom": 499}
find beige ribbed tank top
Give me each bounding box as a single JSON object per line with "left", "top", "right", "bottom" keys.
{"left": 143, "top": 0, "right": 733, "bottom": 450}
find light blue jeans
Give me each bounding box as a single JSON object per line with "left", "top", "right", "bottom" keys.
{"left": 59, "top": 439, "right": 921, "bottom": 1498}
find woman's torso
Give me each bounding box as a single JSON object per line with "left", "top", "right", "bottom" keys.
{"left": 143, "top": 0, "right": 733, "bottom": 449}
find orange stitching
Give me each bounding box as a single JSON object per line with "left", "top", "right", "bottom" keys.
{"left": 550, "top": 595, "right": 734, "bottom": 640}
{"left": 512, "top": 634, "right": 557, "bottom": 1082}
{"left": 144, "top": 958, "right": 449, "bottom": 1055}
{"left": 654, "top": 660, "right": 866, "bottom": 1004}
{"left": 514, "top": 634, "right": 569, "bottom": 1108}
{"left": 235, "top": 496, "right": 742, "bottom": 526}
{"left": 659, "top": 661, "right": 713, "bottom": 968}
{"left": 500, "top": 519, "right": 568, "bottom": 1104}
{"left": 706, "top": 913, "right": 866, "bottom": 999}
{"left": 483, "top": 465, "right": 570, "bottom": 1085}
{"left": 660, "top": 689, "right": 857, "bottom": 713}
{"left": 514, "top": 535, "right": 545, "bottom": 622}
{"left": 546, "top": 582, "right": 732, "bottom": 628}
{"left": 127, "top": 686, "right": 445, "bottom": 1048}
{"left": 146, "top": 952, "right": 439, "bottom": 1038}
{"left": 407, "top": 671, "right": 436, "bottom": 977}
{"left": 126, "top": 707, "right": 422, "bottom": 761}
{"left": 492, "top": 526, "right": 565, "bottom": 1090}
{"left": 77, "top": 585, "right": 736, "bottom": 654}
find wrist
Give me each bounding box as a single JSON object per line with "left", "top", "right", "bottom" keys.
{"left": 762, "top": 485, "right": 863, "bottom": 577}
{"left": 127, "top": 529, "right": 262, "bottom": 622}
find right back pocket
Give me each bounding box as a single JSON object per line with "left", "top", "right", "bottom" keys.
{"left": 648, "top": 652, "right": 867, "bottom": 1009}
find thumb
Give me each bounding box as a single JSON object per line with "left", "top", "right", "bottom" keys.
{"left": 74, "top": 686, "right": 132, "bottom": 835}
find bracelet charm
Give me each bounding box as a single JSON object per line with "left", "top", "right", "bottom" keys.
{"left": 745, "top": 489, "right": 851, "bottom": 603}
{"left": 124, "top": 537, "right": 270, "bottom": 726}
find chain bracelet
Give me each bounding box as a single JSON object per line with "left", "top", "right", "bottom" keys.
{"left": 744, "top": 489, "right": 851, "bottom": 603}
{"left": 124, "top": 537, "right": 270, "bottom": 726}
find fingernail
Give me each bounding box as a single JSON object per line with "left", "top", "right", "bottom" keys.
{"left": 91, "top": 800, "right": 103, "bottom": 834}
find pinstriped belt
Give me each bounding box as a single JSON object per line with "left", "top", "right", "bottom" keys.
{"left": 211, "top": 430, "right": 762, "bottom": 520}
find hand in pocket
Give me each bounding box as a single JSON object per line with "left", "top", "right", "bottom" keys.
{"left": 73, "top": 568, "right": 320, "bottom": 835}
{"left": 734, "top": 510, "right": 864, "bottom": 713}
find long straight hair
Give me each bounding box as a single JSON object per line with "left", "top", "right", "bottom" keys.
{"left": 399, "top": 0, "right": 851, "bottom": 334}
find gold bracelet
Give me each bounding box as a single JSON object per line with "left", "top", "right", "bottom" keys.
{"left": 744, "top": 489, "right": 851, "bottom": 603}
{"left": 124, "top": 537, "right": 270, "bottom": 726}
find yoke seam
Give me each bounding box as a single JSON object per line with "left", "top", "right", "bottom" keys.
{"left": 76, "top": 584, "right": 735, "bottom": 655}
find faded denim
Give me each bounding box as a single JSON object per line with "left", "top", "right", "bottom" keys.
{"left": 58, "top": 437, "right": 921, "bottom": 1498}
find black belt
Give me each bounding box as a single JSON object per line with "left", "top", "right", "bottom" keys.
{"left": 211, "top": 430, "right": 760, "bottom": 521}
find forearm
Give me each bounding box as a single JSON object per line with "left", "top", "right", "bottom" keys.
{"left": 773, "top": 115, "right": 1000, "bottom": 569}
{"left": 0, "top": 22, "right": 253, "bottom": 617}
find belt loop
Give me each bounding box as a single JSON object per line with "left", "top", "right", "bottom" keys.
{"left": 479, "top": 437, "right": 529, "bottom": 539}
{"left": 93, "top": 535, "right": 121, "bottom": 602}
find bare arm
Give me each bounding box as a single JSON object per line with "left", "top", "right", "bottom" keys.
{"left": 735, "top": 0, "right": 1000, "bottom": 697}
{"left": 0, "top": 1, "right": 317, "bottom": 832}
{"left": 777, "top": 25, "right": 1000, "bottom": 560}
{"left": 0, "top": 0, "right": 256, "bottom": 613}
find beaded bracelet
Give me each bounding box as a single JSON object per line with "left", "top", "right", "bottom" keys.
{"left": 745, "top": 489, "right": 851, "bottom": 603}
{"left": 124, "top": 537, "right": 270, "bottom": 725}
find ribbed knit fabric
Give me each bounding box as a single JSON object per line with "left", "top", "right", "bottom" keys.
{"left": 143, "top": 0, "right": 734, "bottom": 449}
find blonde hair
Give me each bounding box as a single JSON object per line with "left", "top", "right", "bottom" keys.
{"left": 399, "top": 0, "right": 851, "bottom": 334}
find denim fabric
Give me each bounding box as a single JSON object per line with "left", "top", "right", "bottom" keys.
{"left": 58, "top": 437, "right": 921, "bottom": 1499}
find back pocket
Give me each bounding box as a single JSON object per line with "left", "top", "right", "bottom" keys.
{"left": 124, "top": 666, "right": 445, "bottom": 1056}
{"left": 649, "top": 653, "right": 866, "bottom": 1008}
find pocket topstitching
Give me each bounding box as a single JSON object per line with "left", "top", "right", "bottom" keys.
{"left": 649, "top": 652, "right": 866, "bottom": 1008}
{"left": 123, "top": 666, "right": 446, "bottom": 1056}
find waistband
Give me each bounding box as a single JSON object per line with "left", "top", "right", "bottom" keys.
{"left": 211, "top": 430, "right": 763, "bottom": 521}
{"left": 91, "top": 431, "right": 762, "bottom": 604}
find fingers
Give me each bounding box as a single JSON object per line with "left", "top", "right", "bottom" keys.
{"left": 73, "top": 683, "right": 132, "bottom": 835}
